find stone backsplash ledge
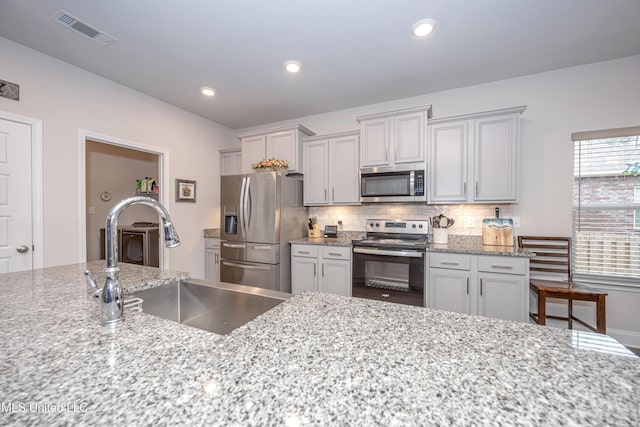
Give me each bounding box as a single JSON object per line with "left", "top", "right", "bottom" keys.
{"left": 309, "top": 204, "right": 514, "bottom": 236}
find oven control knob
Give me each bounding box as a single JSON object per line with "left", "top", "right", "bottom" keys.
{"left": 369, "top": 222, "right": 374, "bottom": 228}
{"left": 412, "top": 224, "right": 416, "bottom": 228}
{"left": 419, "top": 224, "right": 423, "bottom": 229}
{"left": 375, "top": 223, "right": 379, "bottom": 228}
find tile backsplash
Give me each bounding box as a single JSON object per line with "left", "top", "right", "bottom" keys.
{"left": 309, "top": 204, "right": 513, "bottom": 236}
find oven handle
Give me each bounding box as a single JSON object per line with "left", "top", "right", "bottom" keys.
{"left": 353, "top": 247, "right": 423, "bottom": 258}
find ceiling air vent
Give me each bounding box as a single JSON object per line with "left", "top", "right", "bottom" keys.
{"left": 51, "top": 10, "right": 116, "bottom": 46}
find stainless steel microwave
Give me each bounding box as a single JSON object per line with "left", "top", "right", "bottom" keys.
{"left": 360, "top": 164, "right": 426, "bottom": 203}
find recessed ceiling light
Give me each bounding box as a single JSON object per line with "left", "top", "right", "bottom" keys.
{"left": 412, "top": 19, "right": 436, "bottom": 38}
{"left": 284, "top": 60, "right": 302, "bottom": 73}
{"left": 201, "top": 87, "right": 215, "bottom": 97}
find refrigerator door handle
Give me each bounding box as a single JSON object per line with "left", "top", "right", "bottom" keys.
{"left": 223, "top": 242, "right": 246, "bottom": 249}
{"left": 222, "top": 261, "right": 271, "bottom": 271}
{"left": 239, "top": 177, "right": 247, "bottom": 238}
{"left": 244, "top": 176, "right": 252, "bottom": 234}
{"left": 252, "top": 245, "right": 272, "bottom": 251}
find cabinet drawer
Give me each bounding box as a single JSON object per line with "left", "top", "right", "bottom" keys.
{"left": 291, "top": 244, "right": 319, "bottom": 258}
{"left": 321, "top": 246, "right": 352, "bottom": 261}
{"left": 204, "top": 238, "right": 220, "bottom": 249}
{"left": 478, "top": 256, "right": 527, "bottom": 275}
{"left": 429, "top": 253, "right": 471, "bottom": 270}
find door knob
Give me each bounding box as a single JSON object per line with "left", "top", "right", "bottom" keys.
{"left": 17, "top": 245, "right": 30, "bottom": 253}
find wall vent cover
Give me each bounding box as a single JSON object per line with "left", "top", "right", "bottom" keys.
{"left": 51, "top": 10, "right": 116, "bottom": 46}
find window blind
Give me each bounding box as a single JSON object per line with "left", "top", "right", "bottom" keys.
{"left": 573, "top": 131, "right": 640, "bottom": 282}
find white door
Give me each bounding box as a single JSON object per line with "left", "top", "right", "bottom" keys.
{"left": 0, "top": 118, "right": 32, "bottom": 272}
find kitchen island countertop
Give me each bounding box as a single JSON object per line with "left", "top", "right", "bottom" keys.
{"left": 1, "top": 262, "right": 638, "bottom": 425}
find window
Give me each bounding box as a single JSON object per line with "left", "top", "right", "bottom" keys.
{"left": 636, "top": 187, "right": 640, "bottom": 230}
{"left": 572, "top": 126, "right": 640, "bottom": 283}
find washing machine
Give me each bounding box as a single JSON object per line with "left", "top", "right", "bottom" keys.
{"left": 119, "top": 223, "right": 160, "bottom": 267}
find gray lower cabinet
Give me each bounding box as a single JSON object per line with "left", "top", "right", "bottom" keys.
{"left": 427, "top": 252, "right": 528, "bottom": 323}
{"left": 204, "top": 238, "right": 220, "bottom": 282}
{"left": 291, "top": 244, "right": 351, "bottom": 297}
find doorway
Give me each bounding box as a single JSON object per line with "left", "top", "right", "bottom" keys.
{"left": 79, "top": 131, "right": 170, "bottom": 268}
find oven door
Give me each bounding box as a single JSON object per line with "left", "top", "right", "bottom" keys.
{"left": 352, "top": 246, "right": 425, "bottom": 307}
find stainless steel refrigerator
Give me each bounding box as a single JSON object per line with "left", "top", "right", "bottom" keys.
{"left": 220, "top": 172, "right": 308, "bottom": 293}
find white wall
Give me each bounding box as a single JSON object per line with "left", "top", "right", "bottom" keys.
{"left": 0, "top": 36, "right": 236, "bottom": 278}
{"left": 236, "top": 55, "right": 640, "bottom": 346}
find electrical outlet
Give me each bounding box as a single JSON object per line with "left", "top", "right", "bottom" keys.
{"left": 466, "top": 216, "right": 476, "bottom": 228}
{"left": 512, "top": 216, "right": 521, "bottom": 228}
{"left": 88, "top": 206, "right": 96, "bottom": 215}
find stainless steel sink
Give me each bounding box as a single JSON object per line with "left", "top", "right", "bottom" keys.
{"left": 127, "top": 279, "right": 290, "bottom": 335}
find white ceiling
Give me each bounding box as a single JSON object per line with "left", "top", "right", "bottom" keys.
{"left": 1, "top": 1, "right": 640, "bottom": 130}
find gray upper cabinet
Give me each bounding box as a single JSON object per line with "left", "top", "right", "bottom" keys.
{"left": 239, "top": 124, "right": 315, "bottom": 174}
{"left": 302, "top": 131, "right": 360, "bottom": 206}
{"left": 219, "top": 148, "right": 242, "bottom": 176}
{"left": 428, "top": 106, "right": 526, "bottom": 204}
{"left": 357, "top": 105, "right": 432, "bottom": 167}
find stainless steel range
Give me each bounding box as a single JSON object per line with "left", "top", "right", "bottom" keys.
{"left": 352, "top": 219, "right": 429, "bottom": 307}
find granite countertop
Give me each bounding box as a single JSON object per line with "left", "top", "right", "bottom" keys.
{"left": 203, "top": 228, "right": 220, "bottom": 238}
{"left": 290, "top": 231, "right": 365, "bottom": 247}
{"left": 291, "top": 234, "right": 533, "bottom": 257}
{"left": 1, "top": 263, "right": 639, "bottom": 425}
{"left": 428, "top": 235, "right": 534, "bottom": 257}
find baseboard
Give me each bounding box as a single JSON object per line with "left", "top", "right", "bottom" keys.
{"left": 607, "top": 328, "right": 640, "bottom": 349}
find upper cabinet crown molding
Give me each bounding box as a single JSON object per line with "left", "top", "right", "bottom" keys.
{"left": 428, "top": 106, "right": 526, "bottom": 125}
{"left": 357, "top": 105, "right": 432, "bottom": 168}
{"left": 237, "top": 124, "right": 315, "bottom": 139}
{"left": 238, "top": 124, "right": 315, "bottom": 174}
{"left": 356, "top": 104, "right": 433, "bottom": 122}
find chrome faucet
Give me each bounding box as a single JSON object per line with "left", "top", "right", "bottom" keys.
{"left": 84, "top": 196, "right": 180, "bottom": 325}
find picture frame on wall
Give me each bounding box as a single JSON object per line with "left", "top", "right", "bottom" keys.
{"left": 175, "top": 179, "right": 196, "bottom": 203}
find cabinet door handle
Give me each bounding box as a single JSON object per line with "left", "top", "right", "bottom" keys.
{"left": 463, "top": 182, "right": 467, "bottom": 197}
{"left": 480, "top": 278, "right": 483, "bottom": 296}
{"left": 475, "top": 181, "right": 478, "bottom": 198}
{"left": 491, "top": 264, "right": 513, "bottom": 270}
{"left": 440, "top": 261, "right": 460, "bottom": 266}
{"left": 328, "top": 252, "right": 342, "bottom": 257}
{"left": 322, "top": 264, "right": 325, "bottom": 277}
{"left": 298, "top": 250, "right": 310, "bottom": 254}
{"left": 324, "top": 189, "right": 327, "bottom": 201}
{"left": 466, "top": 277, "right": 469, "bottom": 295}
{"left": 313, "top": 263, "right": 316, "bottom": 277}
{"left": 332, "top": 188, "right": 335, "bottom": 200}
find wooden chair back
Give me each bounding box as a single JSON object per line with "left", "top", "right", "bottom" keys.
{"left": 517, "top": 236, "right": 572, "bottom": 282}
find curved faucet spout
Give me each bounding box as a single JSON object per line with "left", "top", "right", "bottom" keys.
{"left": 105, "top": 196, "right": 180, "bottom": 270}
{"left": 88, "top": 196, "right": 180, "bottom": 325}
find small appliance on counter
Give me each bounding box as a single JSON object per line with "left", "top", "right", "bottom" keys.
{"left": 323, "top": 225, "right": 338, "bottom": 238}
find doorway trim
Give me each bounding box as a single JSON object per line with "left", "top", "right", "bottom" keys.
{"left": 78, "top": 130, "right": 171, "bottom": 269}
{"left": 0, "top": 110, "right": 44, "bottom": 269}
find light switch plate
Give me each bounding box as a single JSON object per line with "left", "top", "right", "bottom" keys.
{"left": 512, "top": 216, "right": 521, "bottom": 228}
